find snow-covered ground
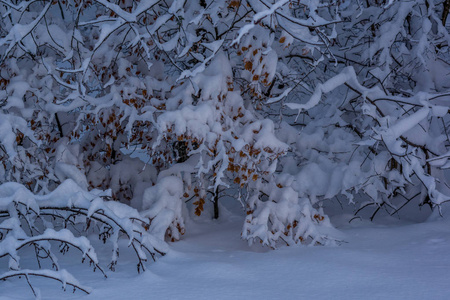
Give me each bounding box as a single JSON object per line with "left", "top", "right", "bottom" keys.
{"left": 2, "top": 203, "right": 450, "bottom": 300}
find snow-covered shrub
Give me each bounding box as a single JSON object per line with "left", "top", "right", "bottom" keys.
{"left": 243, "top": 184, "right": 337, "bottom": 248}
{"left": 0, "top": 180, "right": 167, "bottom": 296}
{"left": 142, "top": 176, "right": 186, "bottom": 242}
{"left": 281, "top": 0, "right": 450, "bottom": 218}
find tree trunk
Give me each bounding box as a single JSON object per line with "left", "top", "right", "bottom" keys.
{"left": 213, "top": 187, "right": 219, "bottom": 219}
{"left": 443, "top": 0, "right": 450, "bottom": 26}
{"left": 55, "top": 113, "right": 64, "bottom": 137}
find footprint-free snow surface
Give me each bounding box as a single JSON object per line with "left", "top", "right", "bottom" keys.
{"left": 2, "top": 207, "right": 450, "bottom": 300}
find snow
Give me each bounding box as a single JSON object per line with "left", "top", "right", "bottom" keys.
{"left": 266, "top": 87, "right": 292, "bottom": 104}
{"left": 232, "top": 0, "right": 290, "bottom": 45}
{"left": 94, "top": 0, "right": 136, "bottom": 22}
{"left": 286, "top": 67, "right": 366, "bottom": 113}
{"left": 2, "top": 202, "right": 450, "bottom": 299}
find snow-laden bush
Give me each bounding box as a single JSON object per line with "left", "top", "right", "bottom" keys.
{"left": 0, "top": 179, "right": 167, "bottom": 296}
{"left": 243, "top": 184, "right": 337, "bottom": 248}
{"left": 284, "top": 66, "right": 450, "bottom": 217}
{"left": 142, "top": 176, "right": 186, "bottom": 242}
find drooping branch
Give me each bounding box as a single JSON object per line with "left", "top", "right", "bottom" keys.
{"left": 0, "top": 269, "right": 92, "bottom": 295}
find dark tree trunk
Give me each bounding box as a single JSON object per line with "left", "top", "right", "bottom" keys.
{"left": 55, "top": 113, "right": 64, "bottom": 137}
{"left": 443, "top": 0, "right": 450, "bottom": 26}
{"left": 213, "top": 187, "right": 219, "bottom": 219}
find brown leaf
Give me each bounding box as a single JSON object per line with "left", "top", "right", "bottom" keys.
{"left": 244, "top": 61, "right": 253, "bottom": 71}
